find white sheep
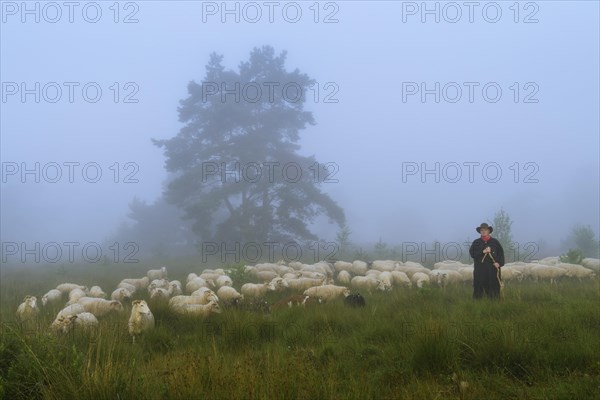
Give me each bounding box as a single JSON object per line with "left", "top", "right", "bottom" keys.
{"left": 582, "top": 258, "right": 600, "bottom": 272}
{"left": 77, "top": 297, "right": 124, "bottom": 318}
{"left": 16, "top": 296, "right": 40, "bottom": 323}
{"left": 429, "top": 270, "right": 462, "bottom": 287}
{"left": 147, "top": 266, "right": 168, "bottom": 281}
{"left": 216, "top": 286, "right": 244, "bottom": 305}
{"left": 336, "top": 270, "right": 352, "bottom": 285}
{"left": 350, "top": 276, "right": 386, "bottom": 292}
{"left": 111, "top": 287, "right": 133, "bottom": 302}
{"left": 371, "top": 260, "right": 396, "bottom": 272}
{"left": 411, "top": 272, "right": 430, "bottom": 288}
{"left": 128, "top": 300, "right": 155, "bottom": 344}
{"left": 285, "top": 277, "right": 326, "bottom": 292}
{"left": 169, "top": 281, "right": 183, "bottom": 296}
{"left": 56, "top": 283, "right": 88, "bottom": 295}
{"left": 149, "top": 287, "right": 171, "bottom": 302}
{"left": 66, "top": 288, "right": 87, "bottom": 305}
{"left": 457, "top": 267, "right": 475, "bottom": 283}
{"left": 41, "top": 289, "right": 63, "bottom": 307}
{"left": 334, "top": 260, "right": 353, "bottom": 273}
{"left": 120, "top": 277, "right": 150, "bottom": 291}
{"left": 148, "top": 279, "right": 170, "bottom": 294}
{"left": 433, "top": 260, "right": 471, "bottom": 270}
{"left": 187, "top": 272, "right": 199, "bottom": 283}
{"left": 54, "top": 303, "right": 86, "bottom": 321}
{"left": 303, "top": 285, "right": 350, "bottom": 302}
{"left": 390, "top": 271, "right": 412, "bottom": 287}
{"left": 170, "top": 300, "right": 222, "bottom": 318}
{"left": 499, "top": 267, "right": 522, "bottom": 282}
{"left": 530, "top": 265, "right": 566, "bottom": 284}
{"left": 186, "top": 277, "right": 211, "bottom": 294}
{"left": 378, "top": 271, "right": 394, "bottom": 290}
{"left": 241, "top": 282, "right": 275, "bottom": 299}
{"left": 88, "top": 286, "right": 107, "bottom": 299}
{"left": 117, "top": 282, "right": 138, "bottom": 294}
{"left": 254, "top": 270, "right": 279, "bottom": 282}
{"left": 351, "top": 260, "right": 368, "bottom": 276}
{"left": 169, "top": 294, "right": 215, "bottom": 309}
{"left": 558, "top": 263, "right": 596, "bottom": 280}
{"left": 215, "top": 275, "right": 233, "bottom": 288}
{"left": 269, "top": 277, "right": 289, "bottom": 292}
{"left": 51, "top": 312, "right": 99, "bottom": 335}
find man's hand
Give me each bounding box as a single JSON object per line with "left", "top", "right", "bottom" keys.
{"left": 493, "top": 263, "right": 500, "bottom": 269}
{"left": 483, "top": 247, "right": 491, "bottom": 254}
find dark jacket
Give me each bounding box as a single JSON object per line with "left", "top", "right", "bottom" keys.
{"left": 469, "top": 237, "right": 505, "bottom": 268}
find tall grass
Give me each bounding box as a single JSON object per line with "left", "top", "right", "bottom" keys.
{"left": 1, "top": 263, "right": 599, "bottom": 399}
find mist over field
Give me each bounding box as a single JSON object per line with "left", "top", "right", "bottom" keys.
{"left": 1, "top": 3, "right": 599, "bottom": 262}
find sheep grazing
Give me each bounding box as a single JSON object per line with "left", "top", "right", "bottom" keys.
{"left": 170, "top": 292, "right": 218, "bottom": 309}
{"left": 66, "top": 288, "right": 87, "bottom": 305}
{"left": 530, "top": 265, "right": 567, "bottom": 284}
{"left": 186, "top": 277, "right": 211, "bottom": 294}
{"left": 269, "top": 277, "right": 289, "bottom": 292}
{"left": 170, "top": 299, "right": 222, "bottom": 318}
{"left": 54, "top": 303, "right": 86, "bottom": 321}
{"left": 351, "top": 260, "right": 368, "bottom": 276}
{"left": 241, "top": 282, "right": 275, "bottom": 299}
{"left": 334, "top": 260, "right": 353, "bottom": 273}
{"left": 559, "top": 263, "right": 596, "bottom": 280}
{"left": 148, "top": 279, "right": 170, "bottom": 294}
{"left": 190, "top": 287, "right": 220, "bottom": 304}
{"left": 254, "top": 270, "right": 279, "bottom": 282}
{"left": 371, "top": 260, "right": 396, "bottom": 272}
{"left": 350, "top": 276, "right": 387, "bottom": 293}
{"left": 429, "top": 270, "right": 462, "bottom": 287}
{"left": 129, "top": 300, "right": 155, "bottom": 344}
{"left": 336, "top": 270, "right": 352, "bottom": 285}
{"left": 56, "top": 283, "right": 87, "bottom": 295}
{"left": 285, "top": 277, "right": 326, "bottom": 292}
{"left": 344, "top": 293, "right": 366, "bottom": 308}
{"left": 582, "top": 258, "right": 600, "bottom": 273}
{"left": 41, "top": 289, "right": 63, "bottom": 307}
{"left": 117, "top": 282, "right": 138, "bottom": 295}
{"left": 391, "top": 271, "right": 412, "bottom": 287}
{"left": 216, "top": 286, "right": 244, "bottom": 305}
{"left": 16, "top": 296, "right": 40, "bottom": 323}
{"left": 411, "top": 272, "right": 431, "bottom": 288}
{"left": 77, "top": 297, "right": 124, "bottom": 318}
{"left": 120, "top": 277, "right": 150, "bottom": 291}
{"left": 53, "top": 312, "right": 99, "bottom": 335}
{"left": 88, "top": 286, "right": 107, "bottom": 299}
{"left": 303, "top": 285, "right": 350, "bottom": 302}
{"left": 272, "top": 295, "right": 322, "bottom": 310}
{"left": 111, "top": 287, "right": 133, "bottom": 303}
{"left": 215, "top": 275, "right": 233, "bottom": 288}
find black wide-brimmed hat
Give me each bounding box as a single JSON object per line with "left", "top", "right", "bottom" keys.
{"left": 476, "top": 223, "right": 493, "bottom": 233}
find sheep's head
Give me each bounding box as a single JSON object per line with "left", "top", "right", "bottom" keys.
{"left": 342, "top": 288, "right": 351, "bottom": 297}
{"left": 111, "top": 301, "right": 124, "bottom": 312}
{"left": 209, "top": 300, "right": 222, "bottom": 314}
{"left": 133, "top": 300, "right": 152, "bottom": 314}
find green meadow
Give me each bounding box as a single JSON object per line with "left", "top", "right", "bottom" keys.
{"left": 1, "top": 262, "right": 598, "bottom": 399}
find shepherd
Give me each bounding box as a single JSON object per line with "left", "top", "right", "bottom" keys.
{"left": 469, "top": 223, "right": 505, "bottom": 299}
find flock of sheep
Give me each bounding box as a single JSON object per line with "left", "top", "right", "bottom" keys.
{"left": 15, "top": 256, "right": 599, "bottom": 342}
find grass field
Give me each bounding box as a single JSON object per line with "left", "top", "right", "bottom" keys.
{"left": 1, "top": 261, "right": 599, "bottom": 400}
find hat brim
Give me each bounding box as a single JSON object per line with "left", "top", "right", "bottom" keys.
{"left": 476, "top": 226, "right": 493, "bottom": 233}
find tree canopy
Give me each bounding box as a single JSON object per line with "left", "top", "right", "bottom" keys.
{"left": 153, "top": 46, "right": 345, "bottom": 247}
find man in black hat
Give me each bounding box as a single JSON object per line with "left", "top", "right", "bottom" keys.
{"left": 469, "top": 223, "right": 505, "bottom": 299}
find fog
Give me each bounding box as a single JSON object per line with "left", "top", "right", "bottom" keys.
{"left": 1, "top": 2, "right": 599, "bottom": 263}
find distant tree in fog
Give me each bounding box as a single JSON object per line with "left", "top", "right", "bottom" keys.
{"left": 153, "top": 46, "right": 345, "bottom": 245}
{"left": 562, "top": 225, "right": 600, "bottom": 258}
